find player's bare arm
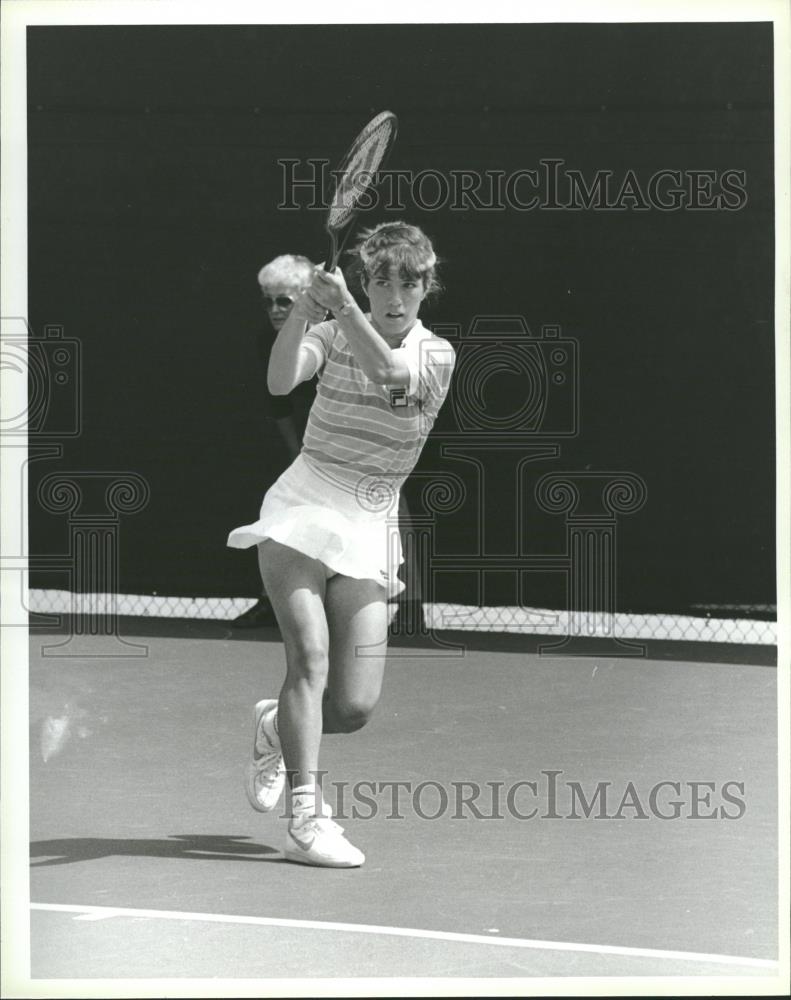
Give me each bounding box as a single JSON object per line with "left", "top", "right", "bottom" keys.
{"left": 267, "top": 289, "right": 324, "bottom": 395}
{"left": 310, "top": 267, "right": 412, "bottom": 387}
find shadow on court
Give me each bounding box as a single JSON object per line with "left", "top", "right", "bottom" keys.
{"left": 27, "top": 630, "right": 779, "bottom": 979}
{"left": 31, "top": 835, "right": 281, "bottom": 868}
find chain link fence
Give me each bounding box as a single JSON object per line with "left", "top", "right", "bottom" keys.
{"left": 12, "top": 316, "right": 777, "bottom": 651}
{"left": 27, "top": 589, "right": 777, "bottom": 645}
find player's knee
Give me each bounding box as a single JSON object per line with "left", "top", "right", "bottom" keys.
{"left": 332, "top": 694, "right": 377, "bottom": 733}
{"left": 287, "top": 640, "right": 329, "bottom": 688}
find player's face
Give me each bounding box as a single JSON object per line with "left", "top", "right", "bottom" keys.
{"left": 365, "top": 267, "right": 426, "bottom": 341}
{"left": 261, "top": 280, "right": 306, "bottom": 332}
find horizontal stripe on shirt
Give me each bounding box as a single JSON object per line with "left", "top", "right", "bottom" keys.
{"left": 301, "top": 318, "right": 454, "bottom": 490}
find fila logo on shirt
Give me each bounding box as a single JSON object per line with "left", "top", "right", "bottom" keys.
{"left": 389, "top": 387, "right": 407, "bottom": 407}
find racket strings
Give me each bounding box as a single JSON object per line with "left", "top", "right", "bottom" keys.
{"left": 328, "top": 123, "right": 395, "bottom": 229}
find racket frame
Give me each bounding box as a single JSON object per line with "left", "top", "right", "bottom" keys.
{"left": 323, "top": 110, "right": 398, "bottom": 272}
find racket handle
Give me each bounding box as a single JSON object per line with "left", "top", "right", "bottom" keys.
{"left": 324, "top": 232, "right": 338, "bottom": 272}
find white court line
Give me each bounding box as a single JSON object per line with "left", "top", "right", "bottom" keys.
{"left": 31, "top": 902, "right": 778, "bottom": 970}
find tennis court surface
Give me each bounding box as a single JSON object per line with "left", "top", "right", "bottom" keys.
{"left": 27, "top": 618, "right": 778, "bottom": 982}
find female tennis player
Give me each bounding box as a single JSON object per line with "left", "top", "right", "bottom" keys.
{"left": 228, "top": 222, "right": 455, "bottom": 867}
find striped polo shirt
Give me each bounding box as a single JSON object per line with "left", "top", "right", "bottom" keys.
{"left": 300, "top": 317, "right": 455, "bottom": 495}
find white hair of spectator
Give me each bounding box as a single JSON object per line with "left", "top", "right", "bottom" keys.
{"left": 257, "top": 254, "right": 314, "bottom": 290}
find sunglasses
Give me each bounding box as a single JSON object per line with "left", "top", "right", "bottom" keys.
{"left": 262, "top": 294, "right": 296, "bottom": 310}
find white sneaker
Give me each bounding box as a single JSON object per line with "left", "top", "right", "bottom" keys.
{"left": 244, "top": 699, "right": 286, "bottom": 812}
{"left": 284, "top": 816, "right": 365, "bottom": 868}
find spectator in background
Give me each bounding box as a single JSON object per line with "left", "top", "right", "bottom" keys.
{"left": 232, "top": 254, "right": 316, "bottom": 628}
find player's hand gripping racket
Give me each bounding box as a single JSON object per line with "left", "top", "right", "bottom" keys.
{"left": 323, "top": 110, "right": 398, "bottom": 271}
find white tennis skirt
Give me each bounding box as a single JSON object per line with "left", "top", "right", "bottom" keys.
{"left": 227, "top": 454, "right": 405, "bottom": 598}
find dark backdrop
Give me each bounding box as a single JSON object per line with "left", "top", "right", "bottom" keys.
{"left": 27, "top": 22, "right": 775, "bottom": 613}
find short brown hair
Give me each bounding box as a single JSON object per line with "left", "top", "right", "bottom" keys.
{"left": 349, "top": 222, "right": 441, "bottom": 301}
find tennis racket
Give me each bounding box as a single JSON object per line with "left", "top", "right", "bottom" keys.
{"left": 323, "top": 110, "right": 398, "bottom": 271}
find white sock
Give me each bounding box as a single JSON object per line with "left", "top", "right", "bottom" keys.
{"left": 291, "top": 784, "right": 316, "bottom": 821}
